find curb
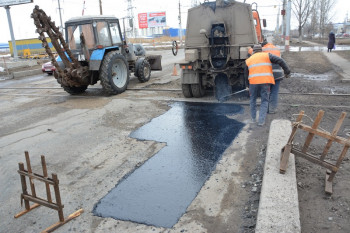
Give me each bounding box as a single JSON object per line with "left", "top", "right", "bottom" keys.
{"left": 255, "top": 119, "right": 301, "bottom": 233}
{"left": 12, "top": 69, "right": 42, "bottom": 79}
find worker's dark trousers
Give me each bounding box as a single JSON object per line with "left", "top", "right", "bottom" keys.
{"left": 269, "top": 79, "right": 281, "bottom": 112}
{"left": 249, "top": 84, "right": 270, "bottom": 125}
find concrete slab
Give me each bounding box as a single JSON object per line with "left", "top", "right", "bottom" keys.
{"left": 323, "top": 51, "right": 350, "bottom": 82}
{"left": 255, "top": 119, "right": 301, "bottom": 233}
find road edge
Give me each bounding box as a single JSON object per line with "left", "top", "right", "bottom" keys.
{"left": 255, "top": 119, "right": 301, "bottom": 233}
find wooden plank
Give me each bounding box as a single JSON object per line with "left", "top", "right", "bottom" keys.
{"left": 41, "top": 209, "right": 84, "bottom": 233}
{"left": 52, "top": 173, "right": 64, "bottom": 222}
{"left": 297, "top": 124, "right": 350, "bottom": 146}
{"left": 286, "top": 110, "right": 305, "bottom": 144}
{"left": 14, "top": 203, "right": 40, "bottom": 218}
{"left": 17, "top": 170, "right": 55, "bottom": 185}
{"left": 302, "top": 110, "right": 324, "bottom": 153}
{"left": 320, "top": 112, "right": 346, "bottom": 161}
{"left": 280, "top": 144, "right": 292, "bottom": 174}
{"left": 25, "top": 151, "right": 37, "bottom": 197}
{"left": 327, "top": 145, "right": 350, "bottom": 182}
{"left": 325, "top": 173, "right": 333, "bottom": 195}
{"left": 22, "top": 194, "right": 60, "bottom": 210}
{"left": 18, "top": 163, "right": 30, "bottom": 210}
{"left": 291, "top": 148, "right": 338, "bottom": 172}
{"left": 41, "top": 155, "right": 52, "bottom": 203}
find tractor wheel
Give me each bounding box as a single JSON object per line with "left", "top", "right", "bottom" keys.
{"left": 182, "top": 84, "right": 193, "bottom": 98}
{"left": 135, "top": 58, "right": 151, "bottom": 83}
{"left": 100, "top": 51, "right": 130, "bottom": 95}
{"left": 62, "top": 85, "right": 88, "bottom": 95}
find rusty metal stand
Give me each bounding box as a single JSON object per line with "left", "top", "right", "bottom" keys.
{"left": 280, "top": 110, "right": 349, "bottom": 194}
{"left": 14, "top": 151, "right": 83, "bottom": 232}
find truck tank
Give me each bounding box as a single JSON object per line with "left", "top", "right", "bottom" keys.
{"left": 179, "top": 0, "right": 260, "bottom": 100}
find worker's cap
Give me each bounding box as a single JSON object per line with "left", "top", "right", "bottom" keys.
{"left": 253, "top": 44, "right": 262, "bottom": 53}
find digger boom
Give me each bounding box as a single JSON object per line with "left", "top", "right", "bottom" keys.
{"left": 31, "top": 6, "right": 89, "bottom": 87}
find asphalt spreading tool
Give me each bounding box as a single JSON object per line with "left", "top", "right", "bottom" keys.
{"left": 218, "top": 88, "right": 248, "bottom": 102}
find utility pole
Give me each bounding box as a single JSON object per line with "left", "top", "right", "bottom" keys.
{"left": 99, "top": 0, "right": 102, "bottom": 15}
{"left": 4, "top": 6, "right": 18, "bottom": 59}
{"left": 126, "top": 0, "right": 136, "bottom": 38}
{"left": 282, "top": 0, "right": 286, "bottom": 42}
{"left": 285, "top": 0, "right": 291, "bottom": 51}
{"left": 276, "top": 6, "right": 280, "bottom": 35}
{"left": 178, "top": 0, "right": 183, "bottom": 47}
{"left": 82, "top": 0, "right": 86, "bottom": 16}
{"left": 57, "top": 0, "right": 64, "bottom": 35}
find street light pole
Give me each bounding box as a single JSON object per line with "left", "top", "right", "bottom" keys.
{"left": 4, "top": 5, "right": 18, "bottom": 59}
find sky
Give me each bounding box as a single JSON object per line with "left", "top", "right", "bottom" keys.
{"left": 0, "top": 0, "right": 349, "bottom": 43}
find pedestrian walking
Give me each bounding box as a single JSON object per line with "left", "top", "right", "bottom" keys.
{"left": 328, "top": 32, "right": 336, "bottom": 52}
{"left": 262, "top": 42, "right": 284, "bottom": 113}
{"left": 245, "top": 44, "right": 291, "bottom": 126}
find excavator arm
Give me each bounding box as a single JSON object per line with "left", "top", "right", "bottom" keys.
{"left": 31, "top": 6, "right": 90, "bottom": 87}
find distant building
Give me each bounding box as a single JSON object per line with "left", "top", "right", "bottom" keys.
{"left": 0, "top": 43, "right": 9, "bottom": 53}
{"left": 333, "top": 21, "right": 350, "bottom": 34}
{"left": 8, "top": 38, "right": 56, "bottom": 57}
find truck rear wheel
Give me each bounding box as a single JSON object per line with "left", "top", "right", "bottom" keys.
{"left": 182, "top": 84, "right": 193, "bottom": 98}
{"left": 135, "top": 58, "right": 151, "bottom": 83}
{"left": 191, "top": 84, "right": 205, "bottom": 97}
{"left": 100, "top": 51, "right": 130, "bottom": 95}
{"left": 62, "top": 85, "right": 88, "bottom": 95}
{"left": 191, "top": 75, "right": 205, "bottom": 97}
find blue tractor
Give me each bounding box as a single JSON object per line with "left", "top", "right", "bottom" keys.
{"left": 32, "top": 6, "right": 162, "bottom": 95}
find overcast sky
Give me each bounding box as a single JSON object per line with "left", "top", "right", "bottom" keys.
{"left": 0, "top": 0, "right": 348, "bottom": 43}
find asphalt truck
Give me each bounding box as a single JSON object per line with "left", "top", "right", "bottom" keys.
{"left": 179, "top": 0, "right": 265, "bottom": 99}
{"left": 31, "top": 6, "right": 162, "bottom": 95}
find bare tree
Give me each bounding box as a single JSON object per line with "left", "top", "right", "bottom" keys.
{"left": 292, "top": 0, "right": 315, "bottom": 42}
{"left": 319, "top": 0, "right": 337, "bottom": 38}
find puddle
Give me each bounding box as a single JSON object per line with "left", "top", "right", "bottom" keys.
{"left": 94, "top": 102, "right": 245, "bottom": 228}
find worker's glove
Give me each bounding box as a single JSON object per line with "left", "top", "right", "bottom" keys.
{"left": 285, "top": 74, "right": 291, "bottom": 79}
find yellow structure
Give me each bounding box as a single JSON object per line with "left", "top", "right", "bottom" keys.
{"left": 8, "top": 37, "right": 56, "bottom": 57}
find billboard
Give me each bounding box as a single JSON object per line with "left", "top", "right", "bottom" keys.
{"left": 138, "top": 12, "right": 166, "bottom": 29}
{"left": 0, "top": 0, "right": 33, "bottom": 7}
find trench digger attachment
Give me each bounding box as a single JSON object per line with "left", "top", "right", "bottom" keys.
{"left": 31, "top": 6, "right": 90, "bottom": 89}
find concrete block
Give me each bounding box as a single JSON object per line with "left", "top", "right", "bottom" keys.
{"left": 255, "top": 119, "right": 301, "bottom": 233}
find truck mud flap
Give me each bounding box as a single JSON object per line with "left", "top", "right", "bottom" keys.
{"left": 146, "top": 55, "right": 162, "bottom": 71}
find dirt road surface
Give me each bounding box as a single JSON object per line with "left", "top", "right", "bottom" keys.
{"left": 1, "top": 47, "right": 350, "bottom": 233}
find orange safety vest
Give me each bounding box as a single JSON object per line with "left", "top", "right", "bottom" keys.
{"left": 262, "top": 43, "right": 281, "bottom": 57}
{"left": 245, "top": 52, "right": 275, "bottom": 85}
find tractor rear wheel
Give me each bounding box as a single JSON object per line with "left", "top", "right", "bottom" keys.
{"left": 62, "top": 85, "right": 88, "bottom": 95}
{"left": 100, "top": 51, "right": 130, "bottom": 95}
{"left": 135, "top": 58, "right": 151, "bottom": 83}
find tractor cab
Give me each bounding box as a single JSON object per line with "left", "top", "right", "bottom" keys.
{"left": 65, "top": 16, "right": 124, "bottom": 61}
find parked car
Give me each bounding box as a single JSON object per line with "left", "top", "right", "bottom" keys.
{"left": 41, "top": 61, "right": 55, "bottom": 75}
{"left": 343, "top": 33, "right": 350, "bottom": 38}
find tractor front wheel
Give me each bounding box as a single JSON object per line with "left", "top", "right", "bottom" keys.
{"left": 100, "top": 51, "right": 130, "bottom": 95}
{"left": 135, "top": 58, "right": 151, "bottom": 83}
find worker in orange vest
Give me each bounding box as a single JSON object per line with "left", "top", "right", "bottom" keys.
{"left": 245, "top": 44, "right": 291, "bottom": 126}
{"left": 262, "top": 41, "right": 285, "bottom": 114}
